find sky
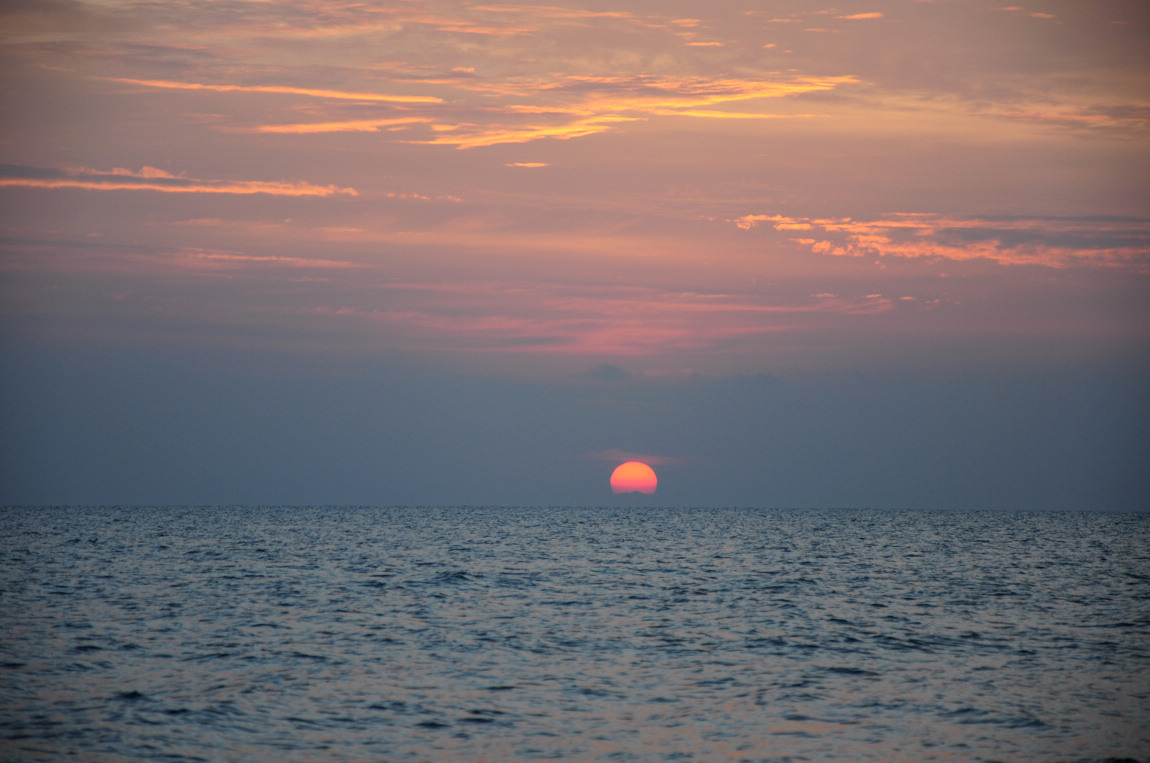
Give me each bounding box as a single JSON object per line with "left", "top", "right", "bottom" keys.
{"left": 1, "top": 0, "right": 1148, "bottom": 509}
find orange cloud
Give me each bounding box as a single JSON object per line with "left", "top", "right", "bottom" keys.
{"left": 205, "top": 61, "right": 852, "bottom": 144}
{"left": 254, "top": 117, "right": 431, "bottom": 134}
{"left": 257, "top": 72, "right": 850, "bottom": 143}
{"left": 526, "top": 74, "right": 855, "bottom": 113}
{"left": 410, "top": 74, "right": 852, "bottom": 147}
{"left": 0, "top": 165, "right": 357, "bottom": 197}
{"left": 732, "top": 213, "right": 1150, "bottom": 268}
{"left": 415, "top": 115, "right": 640, "bottom": 149}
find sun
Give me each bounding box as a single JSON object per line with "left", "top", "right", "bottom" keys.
{"left": 610, "top": 461, "right": 657, "bottom": 495}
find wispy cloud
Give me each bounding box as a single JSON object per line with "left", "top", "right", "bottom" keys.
{"left": 407, "top": 74, "right": 852, "bottom": 148}
{"left": 416, "top": 115, "right": 640, "bottom": 149}
{"left": 0, "top": 165, "right": 357, "bottom": 197}
{"left": 106, "top": 77, "right": 442, "bottom": 104}
{"left": 470, "top": 6, "right": 635, "bottom": 21}
{"left": 237, "top": 73, "right": 849, "bottom": 143}
{"left": 183, "top": 251, "right": 361, "bottom": 269}
{"left": 732, "top": 213, "right": 1150, "bottom": 268}
{"left": 310, "top": 282, "right": 897, "bottom": 359}
{"left": 992, "top": 106, "right": 1150, "bottom": 133}
{"left": 385, "top": 191, "right": 463, "bottom": 202}
{"left": 254, "top": 117, "right": 432, "bottom": 134}
{"left": 488, "top": 75, "right": 855, "bottom": 114}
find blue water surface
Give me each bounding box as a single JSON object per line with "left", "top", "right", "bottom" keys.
{"left": 1, "top": 506, "right": 1147, "bottom": 762}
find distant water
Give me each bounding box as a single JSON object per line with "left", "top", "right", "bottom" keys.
{"left": 1, "top": 507, "right": 1147, "bottom": 762}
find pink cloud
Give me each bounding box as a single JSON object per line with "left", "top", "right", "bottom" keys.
{"left": 307, "top": 282, "right": 900, "bottom": 359}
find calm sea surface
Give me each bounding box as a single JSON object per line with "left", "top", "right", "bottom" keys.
{"left": 1, "top": 507, "right": 1147, "bottom": 762}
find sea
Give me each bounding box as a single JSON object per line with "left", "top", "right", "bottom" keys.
{"left": 1, "top": 506, "right": 1147, "bottom": 762}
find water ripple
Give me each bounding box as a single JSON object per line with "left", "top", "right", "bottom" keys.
{"left": 1, "top": 506, "right": 1147, "bottom": 762}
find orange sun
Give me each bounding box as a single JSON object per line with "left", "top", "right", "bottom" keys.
{"left": 610, "top": 461, "right": 657, "bottom": 494}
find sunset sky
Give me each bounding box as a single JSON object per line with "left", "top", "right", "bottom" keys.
{"left": 2, "top": 0, "right": 1147, "bottom": 508}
